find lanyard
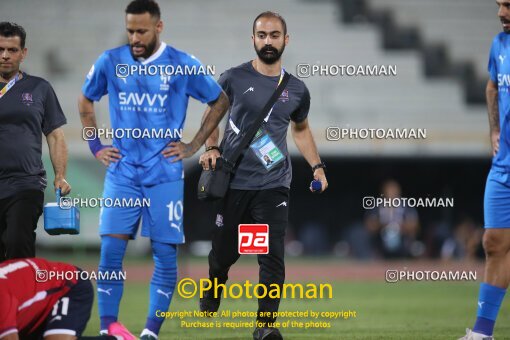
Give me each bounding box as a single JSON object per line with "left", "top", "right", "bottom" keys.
{"left": 0, "top": 73, "right": 20, "bottom": 99}
{"left": 229, "top": 68, "right": 285, "bottom": 135}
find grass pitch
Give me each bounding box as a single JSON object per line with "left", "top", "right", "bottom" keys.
{"left": 82, "top": 280, "right": 510, "bottom": 339}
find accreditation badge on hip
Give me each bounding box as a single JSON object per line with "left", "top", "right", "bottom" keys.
{"left": 249, "top": 126, "right": 284, "bottom": 170}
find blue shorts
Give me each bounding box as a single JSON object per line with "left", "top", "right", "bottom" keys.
{"left": 99, "top": 174, "right": 185, "bottom": 244}
{"left": 484, "top": 168, "right": 510, "bottom": 228}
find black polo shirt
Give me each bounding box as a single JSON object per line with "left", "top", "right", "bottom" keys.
{"left": 0, "top": 73, "right": 67, "bottom": 199}
{"left": 218, "top": 62, "right": 310, "bottom": 190}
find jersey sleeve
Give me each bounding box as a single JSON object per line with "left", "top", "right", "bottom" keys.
{"left": 290, "top": 82, "right": 310, "bottom": 123}
{"left": 185, "top": 55, "right": 222, "bottom": 104}
{"left": 82, "top": 52, "right": 109, "bottom": 101}
{"left": 488, "top": 35, "right": 499, "bottom": 83}
{"left": 217, "top": 69, "right": 232, "bottom": 102}
{"left": 42, "top": 82, "right": 67, "bottom": 136}
{"left": 0, "top": 293, "right": 18, "bottom": 338}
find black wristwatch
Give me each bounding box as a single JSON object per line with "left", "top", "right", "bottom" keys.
{"left": 312, "top": 162, "right": 326, "bottom": 172}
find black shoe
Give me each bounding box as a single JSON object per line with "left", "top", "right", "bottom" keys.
{"left": 199, "top": 288, "right": 222, "bottom": 313}
{"left": 253, "top": 327, "right": 283, "bottom": 340}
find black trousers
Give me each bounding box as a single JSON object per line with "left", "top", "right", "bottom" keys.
{"left": 0, "top": 189, "right": 44, "bottom": 261}
{"left": 208, "top": 187, "right": 289, "bottom": 325}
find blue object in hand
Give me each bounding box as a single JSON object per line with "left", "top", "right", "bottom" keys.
{"left": 43, "top": 189, "right": 80, "bottom": 235}
{"left": 311, "top": 179, "right": 322, "bottom": 193}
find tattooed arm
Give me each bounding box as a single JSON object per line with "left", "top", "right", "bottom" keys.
{"left": 163, "top": 91, "right": 229, "bottom": 161}
{"left": 487, "top": 79, "right": 500, "bottom": 156}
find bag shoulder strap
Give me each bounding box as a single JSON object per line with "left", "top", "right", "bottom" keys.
{"left": 225, "top": 71, "right": 291, "bottom": 167}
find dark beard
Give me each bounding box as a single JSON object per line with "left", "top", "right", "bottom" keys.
{"left": 502, "top": 19, "right": 510, "bottom": 34}
{"left": 0, "top": 70, "right": 18, "bottom": 81}
{"left": 254, "top": 44, "right": 284, "bottom": 65}
{"left": 130, "top": 38, "right": 157, "bottom": 59}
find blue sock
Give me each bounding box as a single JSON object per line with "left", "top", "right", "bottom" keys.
{"left": 145, "top": 241, "right": 177, "bottom": 336}
{"left": 473, "top": 282, "right": 506, "bottom": 336}
{"left": 97, "top": 236, "right": 128, "bottom": 331}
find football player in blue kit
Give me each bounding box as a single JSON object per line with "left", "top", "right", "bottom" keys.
{"left": 461, "top": 1, "right": 510, "bottom": 339}
{"left": 77, "top": 0, "right": 229, "bottom": 338}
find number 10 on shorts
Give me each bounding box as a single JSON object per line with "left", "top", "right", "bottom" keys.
{"left": 238, "top": 224, "right": 269, "bottom": 254}
{"left": 167, "top": 200, "right": 183, "bottom": 232}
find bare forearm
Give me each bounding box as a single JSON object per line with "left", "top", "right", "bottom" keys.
{"left": 190, "top": 91, "right": 229, "bottom": 151}
{"left": 487, "top": 80, "right": 500, "bottom": 133}
{"left": 47, "top": 129, "right": 68, "bottom": 179}
{"left": 292, "top": 122, "right": 321, "bottom": 166}
{"left": 292, "top": 119, "right": 328, "bottom": 192}
{"left": 206, "top": 128, "right": 220, "bottom": 148}
{"left": 78, "top": 93, "right": 98, "bottom": 129}
{"left": 201, "top": 107, "right": 220, "bottom": 147}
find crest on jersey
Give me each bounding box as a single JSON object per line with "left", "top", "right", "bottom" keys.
{"left": 160, "top": 75, "right": 171, "bottom": 91}
{"left": 215, "top": 214, "right": 224, "bottom": 227}
{"left": 278, "top": 89, "right": 289, "bottom": 102}
{"left": 21, "top": 92, "right": 34, "bottom": 106}
{"left": 500, "top": 54, "right": 506, "bottom": 65}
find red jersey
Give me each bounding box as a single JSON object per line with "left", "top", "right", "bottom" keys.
{"left": 0, "top": 258, "right": 78, "bottom": 338}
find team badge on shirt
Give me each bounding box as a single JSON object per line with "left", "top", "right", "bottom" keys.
{"left": 160, "top": 75, "right": 170, "bottom": 91}
{"left": 278, "top": 89, "right": 289, "bottom": 102}
{"left": 216, "top": 214, "right": 224, "bottom": 227}
{"left": 21, "top": 92, "right": 34, "bottom": 106}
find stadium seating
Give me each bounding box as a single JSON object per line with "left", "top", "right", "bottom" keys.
{"left": 2, "top": 0, "right": 494, "bottom": 157}
{"left": 1, "top": 0, "right": 497, "bottom": 248}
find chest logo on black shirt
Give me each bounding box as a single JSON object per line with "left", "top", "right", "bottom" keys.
{"left": 21, "top": 92, "right": 34, "bottom": 106}
{"left": 243, "top": 86, "right": 254, "bottom": 94}
{"left": 278, "top": 89, "right": 289, "bottom": 103}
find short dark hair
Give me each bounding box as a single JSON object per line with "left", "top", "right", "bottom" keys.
{"left": 253, "top": 11, "right": 287, "bottom": 35}
{"left": 125, "top": 0, "right": 161, "bottom": 20}
{"left": 0, "top": 22, "right": 26, "bottom": 48}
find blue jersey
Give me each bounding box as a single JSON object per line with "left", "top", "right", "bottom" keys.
{"left": 82, "top": 42, "right": 221, "bottom": 186}
{"left": 489, "top": 33, "right": 510, "bottom": 171}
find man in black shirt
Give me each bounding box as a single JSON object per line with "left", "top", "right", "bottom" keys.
{"left": 0, "top": 22, "right": 71, "bottom": 261}
{"left": 198, "top": 12, "right": 328, "bottom": 340}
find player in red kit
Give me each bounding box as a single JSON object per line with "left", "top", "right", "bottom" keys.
{"left": 0, "top": 258, "right": 135, "bottom": 340}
